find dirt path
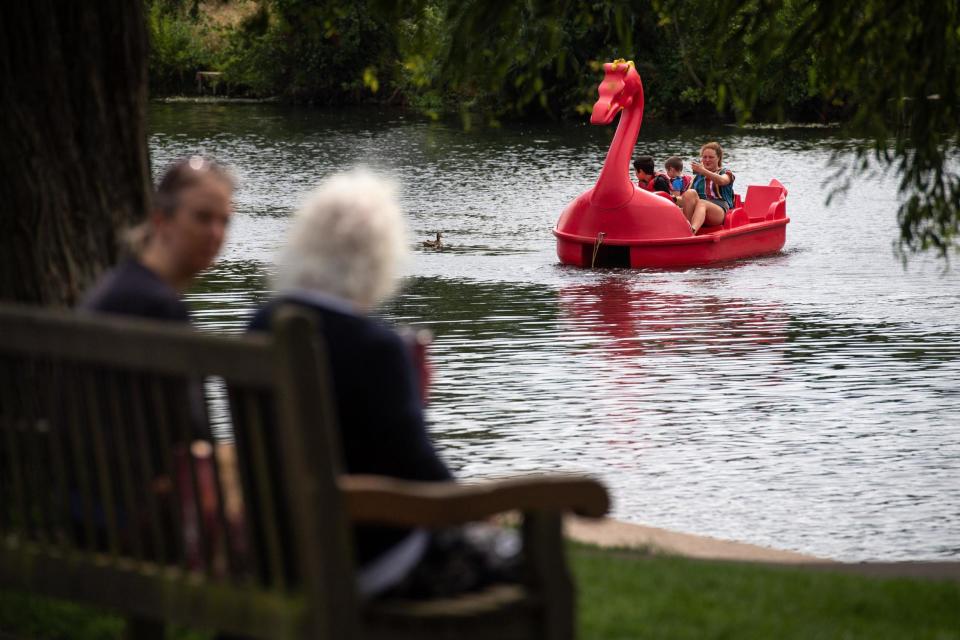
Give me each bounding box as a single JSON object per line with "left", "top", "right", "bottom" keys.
{"left": 565, "top": 516, "right": 960, "bottom": 582}
{"left": 565, "top": 516, "right": 824, "bottom": 563}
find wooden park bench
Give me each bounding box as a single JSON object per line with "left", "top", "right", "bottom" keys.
{"left": 0, "top": 303, "right": 609, "bottom": 639}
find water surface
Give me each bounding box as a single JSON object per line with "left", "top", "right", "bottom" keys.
{"left": 151, "top": 103, "right": 960, "bottom": 561}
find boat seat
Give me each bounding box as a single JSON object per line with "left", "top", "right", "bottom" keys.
{"left": 744, "top": 184, "right": 786, "bottom": 222}
{"left": 724, "top": 207, "right": 749, "bottom": 229}
{"left": 699, "top": 206, "right": 748, "bottom": 234}
{"left": 699, "top": 183, "right": 781, "bottom": 233}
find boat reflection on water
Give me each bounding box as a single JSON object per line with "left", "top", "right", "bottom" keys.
{"left": 555, "top": 276, "right": 793, "bottom": 455}
{"left": 558, "top": 276, "right": 790, "bottom": 367}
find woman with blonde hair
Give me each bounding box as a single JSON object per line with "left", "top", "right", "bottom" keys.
{"left": 78, "top": 157, "right": 235, "bottom": 562}
{"left": 81, "top": 156, "right": 234, "bottom": 320}
{"left": 678, "top": 141, "right": 736, "bottom": 234}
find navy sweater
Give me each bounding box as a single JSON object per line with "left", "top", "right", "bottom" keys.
{"left": 249, "top": 294, "right": 452, "bottom": 564}
{"left": 80, "top": 258, "right": 190, "bottom": 323}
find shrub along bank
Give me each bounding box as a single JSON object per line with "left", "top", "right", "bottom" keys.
{"left": 146, "top": 0, "right": 831, "bottom": 123}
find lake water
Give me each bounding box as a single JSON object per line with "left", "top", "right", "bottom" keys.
{"left": 150, "top": 103, "right": 960, "bottom": 562}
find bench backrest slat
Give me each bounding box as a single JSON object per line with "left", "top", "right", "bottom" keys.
{"left": 233, "top": 385, "right": 290, "bottom": 590}
{"left": 127, "top": 373, "right": 170, "bottom": 562}
{"left": 84, "top": 370, "right": 123, "bottom": 555}
{"left": 104, "top": 370, "right": 144, "bottom": 560}
{"left": 0, "top": 306, "right": 273, "bottom": 386}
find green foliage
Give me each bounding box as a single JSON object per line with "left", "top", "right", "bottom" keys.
{"left": 393, "top": 3, "right": 449, "bottom": 117}
{"left": 146, "top": 0, "right": 395, "bottom": 102}
{"left": 398, "top": 1, "right": 833, "bottom": 122}
{"left": 147, "top": 1, "right": 219, "bottom": 94}
{"left": 147, "top": 0, "right": 790, "bottom": 117}
{"left": 252, "top": 1, "right": 397, "bottom": 102}
{"left": 214, "top": 3, "right": 277, "bottom": 95}
{"left": 709, "top": 0, "right": 960, "bottom": 254}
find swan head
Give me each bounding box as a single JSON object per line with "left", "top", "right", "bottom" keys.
{"left": 590, "top": 59, "right": 643, "bottom": 125}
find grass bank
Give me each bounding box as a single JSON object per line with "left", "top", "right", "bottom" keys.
{"left": 574, "top": 545, "right": 959, "bottom": 639}
{"left": 2, "top": 545, "right": 957, "bottom": 639}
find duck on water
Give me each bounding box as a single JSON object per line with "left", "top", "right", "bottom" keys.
{"left": 423, "top": 232, "right": 445, "bottom": 250}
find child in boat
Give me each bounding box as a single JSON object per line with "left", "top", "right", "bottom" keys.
{"left": 664, "top": 156, "right": 692, "bottom": 199}
{"left": 633, "top": 156, "right": 671, "bottom": 193}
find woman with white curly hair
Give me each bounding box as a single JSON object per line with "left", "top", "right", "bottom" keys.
{"left": 248, "top": 169, "right": 518, "bottom": 598}
{"left": 272, "top": 168, "right": 410, "bottom": 313}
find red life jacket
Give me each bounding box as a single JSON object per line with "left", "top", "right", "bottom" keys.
{"left": 641, "top": 172, "right": 671, "bottom": 192}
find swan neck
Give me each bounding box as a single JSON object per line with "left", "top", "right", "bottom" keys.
{"left": 593, "top": 104, "right": 643, "bottom": 207}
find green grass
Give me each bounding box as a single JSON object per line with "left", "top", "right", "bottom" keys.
{"left": 573, "top": 545, "right": 960, "bottom": 640}
{"left": 0, "top": 589, "right": 123, "bottom": 639}
{"left": 1, "top": 545, "right": 957, "bottom": 639}
{"left": 0, "top": 591, "right": 203, "bottom": 640}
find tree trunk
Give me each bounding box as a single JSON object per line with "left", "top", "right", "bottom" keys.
{"left": 0, "top": 2, "right": 151, "bottom": 306}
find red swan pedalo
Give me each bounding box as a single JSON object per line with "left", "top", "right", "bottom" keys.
{"left": 553, "top": 59, "right": 790, "bottom": 268}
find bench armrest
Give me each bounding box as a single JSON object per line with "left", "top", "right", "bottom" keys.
{"left": 339, "top": 474, "right": 609, "bottom": 527}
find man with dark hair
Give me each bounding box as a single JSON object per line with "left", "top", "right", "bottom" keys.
{"left": 633, "top": 155, "right": 671, "bottom": 193}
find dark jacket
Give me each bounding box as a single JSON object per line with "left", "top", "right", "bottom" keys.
{"left": 75, "top": 258, "right": 195, "bottom": 557}
{"left": 248, "top": 291, "right": 452, "bottom": 565}
{"left": 80, "top": 258, "right": 190, "bottom": 323}
{"left": 641, "top": 172, "right": 673, "bottom": 194}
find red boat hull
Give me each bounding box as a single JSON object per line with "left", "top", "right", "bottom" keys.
{"left": 555, "top": 181, "right": 790, "bottom": 268}
{"left": 555, "top": 219, "right": 789, "bottom": 268}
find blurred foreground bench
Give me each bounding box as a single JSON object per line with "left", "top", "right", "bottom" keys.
{"left": 0, "top": 303, "right": 608, "bottom": 639}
